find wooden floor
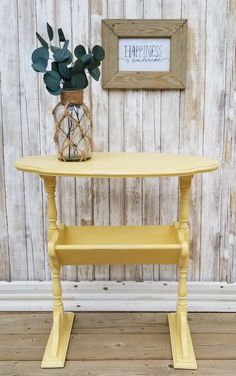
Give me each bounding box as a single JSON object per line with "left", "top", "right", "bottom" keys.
{"left": 0, "top": 312, "right": 236, "bottom": 375}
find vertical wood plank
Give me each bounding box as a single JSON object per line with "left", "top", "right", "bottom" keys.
{"left": 90, "top": 0, "right": 109, "bottom": 281}
{"left": 142, "top": 0, "right": 162, "bottom": 281}
{"left": 55, "top": 0, "right": 77, "bottom": 281}
{"left": 180, "top": 0, "right": 207, "bottom": 281}
{"left": 123, "top": 0, "right": 143, "bottom": 281}
{"left": 200, "top": 0, "right": 227, "bottom": 281}
{"left": 72, "top": 0, "right": 94, "bottom": 281}
{"left": 0, "top": 0, "right": 28, "bottom": 280}
{"left": 159, "top": 0, "right": 181, "bottom": 281}
{"left": 18, "top": 0, "right": 45, "bottom": 281}
{"left": 108, "top": 0, "right": 125, "bottom": 282}
{"left": 219, "top": 0, "right": 236, "bottom": 282}
{"left": 35, "top": 0, "right": 57, "bottom": 281}
{"left": 0, "top": 57, "right": 10, "bottom": 281}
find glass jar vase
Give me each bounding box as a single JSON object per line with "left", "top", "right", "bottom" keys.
{"left": 53, "top": 90, "right": 93, "bottom": 161}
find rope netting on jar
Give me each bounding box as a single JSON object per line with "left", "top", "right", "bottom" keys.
{"left": 52, "top": 98, "right": 94, "bottom": 162}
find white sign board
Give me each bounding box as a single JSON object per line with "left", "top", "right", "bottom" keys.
{"left": 119, "top": 38, "right": 170, "bottom": 72}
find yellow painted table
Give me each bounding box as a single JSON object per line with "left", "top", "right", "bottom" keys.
{"left": 15, "top": 152, "right": 218, "bottom": 369}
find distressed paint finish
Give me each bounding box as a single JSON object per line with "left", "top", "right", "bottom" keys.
{"left": 108, "top": 0, "right": 125, "bottom": 282}
{"left": 159, "top": 0, "right": 181, "bottom": 282}
{"left": 123, "top": 0, "right": 143, "bottom": 282}
{"left": 142, "top": 0, "right": 162, "bottom": 281}
{"left": 200, "top": 0, "right": 228, "bottom": 281}
{"left": 181, "top": 0, "right": 206, "bottom": 281}
{"left": 0, "top": 0, "right": 235, "bottom": 283}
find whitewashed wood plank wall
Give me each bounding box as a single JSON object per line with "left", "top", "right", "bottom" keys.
{"left": 0, "top": 0, "right": 235, "bottom": 283}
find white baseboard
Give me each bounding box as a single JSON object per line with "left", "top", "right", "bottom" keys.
{"left": 0, "top": 281, "right": 235, "bottom": 312}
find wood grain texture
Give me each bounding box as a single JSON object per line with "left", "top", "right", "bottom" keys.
{"left": 1, "top": 332, "right": 236, "bottom": 361}
{"left": 107, "top": 0, "right": 125, "bottom": 282}
{"left": 219, "top": 0, "right": 236, "bottom": 283}
{"left": 200, "top": 0, "right": 228, "bottom": 281}
{"left": 0, "top": 0, "right": 235, "bottom": 283}
{"left": 0, "top": 312, "right": 236, "bottom": 363}
{"left": 35, "top": 0, "right": 58, "bottom": 281}
{"left": 104, "top": 19, "right": 186, "bottom": 37}
{"left": 180, "top": 0, "right": 206, "bottom": 281}
{"left": 159, "top": 0, "right": 181, "bottom": 281}
{"left": 18, "top": 0, "right": 45, "bottom": 281}
{"left": 55, "top": 0, "right": 77, "bottom": 282}
{"left": 123, "top": 0, "right": 143, "bottom": 282}
{"left": 91, "top": 0, "right": 110, "bottom": 281}
{"left": 0, "top": 41, "right": 10, "bottom": 281}
{"left": 0, "top": 0, "right": 28, "bottom": 280}
{"left": 103, "top": 71, "right": 185, "bottom": 89}
{"left": 142, "top": 0, "right": 162, "bottom": 281}
{"left": 1, "top": 312, "right": 236, "bottom": 334}
{"left": 1, "top": 360, "right": 236, "bottom": 376}
{"left": 0, "top": 312, "right": 236, "bottom": 374}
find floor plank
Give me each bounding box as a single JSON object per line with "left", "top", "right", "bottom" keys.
{"left": 1, "top": 360, "right": 236, "bottom": 376}
{"left": 0, "top": 332, "right": 235, "bottom": 361}
{"left": 0, "top": 312, "right": 235, "bottom": 375}
{"left": 0, "top": 312, "right": 235, "bottom": 334}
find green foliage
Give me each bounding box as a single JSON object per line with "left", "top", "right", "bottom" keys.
{"left": 36, "top": 32, "right": 48, "bottom": 48}
{"left": 31, "top": 23, "right": 105, "bottom": 96}
{"left": 74, "top": 45, "right": 86, "bottom": 58}
{"left": 89, "top": 67, "right": 100, "bottom": 81}
{"left": 43, "top": 70, "right": 62, "bottom": 94}
{"left": 46, "top": 23, "right": 54, "bottom": 41}
{"left": 58, "top": 63, "right": 71, "bottom": 79}
{"left": 92, "top": 45, "right": 105, "bottom": 61}
{"left": 58, "top": 28, "right": 66, "bottom": 42}
{"left": 71, "top": 72, "right": 88, "bottom": 89}
{"left": 31, "top": 47, "right": 49, "bottom": 72}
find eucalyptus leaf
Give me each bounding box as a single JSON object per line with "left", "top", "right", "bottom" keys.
{"left": 46, "top": 86, "right": 62, "bottom": 96}
{"left": 58, "top": 28, "right": 66, "bottom": 42}
{"left": 63, "top": 51, "right": 73, "bottom": 65}
{"left": 50, "top": 45, "right": 58, "bottom": 53}
{"left": 51, "top": 61, "right": 59, "bottom": 73}
{"left": 92, "top": 45, "right": 105, "bottom": 61}
{"left": 87, "top": 57, "right": 100, "bottom": 71}
{"left": 46, "top": 22, "right": 54, "bottom": 41}
{"left": 36, "top": 32, "right": 48, "bottom": 48}
{"left": 58, "top": 63, "right": 71, "bottom": 79}
{"left": 53, "top": 47, "right": 70, "bottom": 63}
{"left": 72, "top": 59, "right": 84, "bottom": 74}
{"left": 89, "top": 67, "right": 100, "bottom": 81}
{"left": 62, "top": 40, "right": 69, "bottom": 54}
{"left": 80, "top": 53, "right": 93, "bottom": 67}
{"left": 63, "top": 77, "right": 72, "bottom": 89}
{"left": 31, "top": 57, "right": 48, "bottom": 72}
{"left": 32, "top": 47, "right": 49, "bottom": 62}
{"left": 74, "top": 45, "right": 86, "bottom": 58}
{"left": 71, "top": 72, "right": 88, "bottom": 89}
{"left": 43, "top": 70, "right": 61, "bottom": 91}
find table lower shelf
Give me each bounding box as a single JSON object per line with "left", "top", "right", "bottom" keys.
{"left": 53, "top": 224, "right": 183, "bottom": 265}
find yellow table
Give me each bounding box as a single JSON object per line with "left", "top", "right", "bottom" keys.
{"left": 15, "top": 152, "right": 218, "bottom": 369}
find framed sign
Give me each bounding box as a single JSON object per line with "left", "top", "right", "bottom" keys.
{"left": 102, "top": 19, "right": 187, "bottom": 89}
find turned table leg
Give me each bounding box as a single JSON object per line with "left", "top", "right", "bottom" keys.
{"left": 40, "top": 176, "right": 74, "bottom": 368}
{"left": 168, "top": 175, "right": 197, "bottom": 369}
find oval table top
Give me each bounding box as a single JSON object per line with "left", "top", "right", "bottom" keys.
{"left": 15, "top": 152, "right": 218, "bottom": 178}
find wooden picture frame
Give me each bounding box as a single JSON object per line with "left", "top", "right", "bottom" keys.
{"left": 102, "top": 19, "right": 187, "bottom": 89}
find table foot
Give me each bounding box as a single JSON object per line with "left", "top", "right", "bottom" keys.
{"left": 41, "top": 312, "right": 75, "bottom": 368}
{"left": 168, "top": 312, "right": 197, "bottom": 369}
